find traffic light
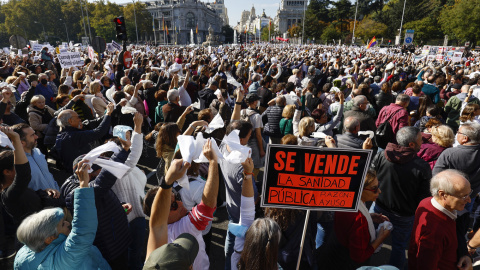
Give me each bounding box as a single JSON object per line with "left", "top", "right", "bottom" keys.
{"left": 113, "top": 16, "right": 127, "bottom": 41}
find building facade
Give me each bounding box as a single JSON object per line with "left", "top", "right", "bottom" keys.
{"left": 144, "top": 0, "right": 224, "bottom": 45}
{"left": 234, "top": 5, "right": 273, "bottom": 40}
{"left": 276, "top": 0, "right": 307, "bottom": 35}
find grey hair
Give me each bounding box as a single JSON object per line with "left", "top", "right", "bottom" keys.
{"left": 142, "top": 80, "right": 153, "bottom": 89}
{"left": 276, "top": 96, "right": 286, "bottom": 106}
{"left": 396, "top": 126, "right": 420, "bottom": 147}
{"left": 167, "top": 89, "right": 179, "bottom": 102}
{"left": 430, "top": 169, "right": 468, "bottom": 197}
{"left": 353, "top": 95, "right": 366, "bottom": 107}
{"left": 17, "top": 208, "right": 64, "bottom": 252}
{"left": 120, "top": 76, "right": 129, "bottom": 86}
{"left": 38, "top": 73, "right": 47, "bottom": 80}
{"left": 56, "top": 110, "right": 74, "bottom": 128}
{"left": 460, "top": 122, "right": 480, "bottom": 144}
{"left": 396, "top": 94, "right": 410, "bottom": 104}
{"left": 344, "top": 116, "right": 360, "bottom": 133}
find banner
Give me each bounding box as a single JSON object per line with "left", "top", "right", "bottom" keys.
{"left": 32, "top": 44, "right": 43, "bottom": 52}
{"left": 261, "top": 145, "right": 372, "bottom": 212}
{"left": 112, "top": 40, "right": 122, "bottom": 51}
{"left": 57, "top": 52, "right": 84, "bottom": 68}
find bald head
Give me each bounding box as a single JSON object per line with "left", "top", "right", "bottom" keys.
{"left": 461, "top": 85, "right": 470, "bottom": 93}
{"left": 431, "top": 169, "right": 471, "bottom": 211}
{"left": 276, "top": 96, "right": 286, "bottom": 106}
{"left": 344, "top": 116, "right": 360, "bottom": 133}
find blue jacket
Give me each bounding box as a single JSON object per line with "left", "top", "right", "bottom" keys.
{"left": 417, "top": 70, "right": 440, "bottom": 104}
{"left": 54, "top": 115, "right": 111, "bottom": 173}
{"left": 26, "top": 148, "right": 59, "bottom": 191}
{"left": 14, "top": 188, "right": 111, "bottom": 270}
{"left": 60, "top": 149, "right": 131, "bottom": 262}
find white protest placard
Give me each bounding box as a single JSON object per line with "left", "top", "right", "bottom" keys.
{"left": 111, "top": 40, "right": 121, "bottom": 51}
{"left": 58, "top": 52, "right": 84, "bottom": 68}
{"left": 452, "top": 52, "right": 463, "bottom": 63}
{"left": 32, "top": 44, "right": 43, "bottom": 52}
{"left": 60, "top": 48, "right": 68, "bottom": 53}
{"left": 18, "top": 49, "right": 22, "bottom": 56}
{"left": 106, "top": 43, "right": 113, "bottom": 52}
{"left": 2, "top": 47, "right": 9, "bottom": 54}
{"left": 88, "top": 46, "right": 95, "bottom": 60}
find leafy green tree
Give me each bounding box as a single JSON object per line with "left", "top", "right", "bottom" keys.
{"left": 91, "top": 0, "right": 122, "bottom": 41}
{"left": 439, "top": 0, "right": 480, "bottom": 45}
{"left": 260, "top": 22, "right": 276, "bottom": 41}
{"left": 123, "top": 2, "right": 153, "bottom": 43}
{"left": 402, "top": 17, "right": 442, "bottom": 44}
{"left": 61, "top": 0, "right": 87, "bottom": 43}
{"left": 354, "top": 16, "right": 387, "bottom": 43}
{"left": 321, "top": 24, "right": 342, "bottom": 44}
{"left": 222, "top": 24, "right": 234, "bottom": 43}
{"left": 330, "top": 0, "right": 353, "bottom": 33}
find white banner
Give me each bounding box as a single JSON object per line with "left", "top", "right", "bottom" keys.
{"left": 32, "top": 44, "right": 43, "bottom": 51}
{"left": 112, "top": 40, "right": 121, "bottom": 51}
{"left": 58, "top": 52, "right": 84, "bottom": 68}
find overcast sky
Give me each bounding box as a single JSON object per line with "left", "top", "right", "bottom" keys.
{"left": 105, "top": 0, "right": 281, "bottom": 27}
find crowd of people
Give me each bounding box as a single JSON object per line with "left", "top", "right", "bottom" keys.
{"left": 0, "top": 42, "right": 480, "bottom": 270}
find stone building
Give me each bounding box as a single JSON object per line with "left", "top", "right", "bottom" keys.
{"left": 144, "top": 0, "right": 224, "bottom": 45}
{"left": 275, "top": 0, "right": 307, "bottom": 35}
{"left": 234, "top": 5, "right": 273, "bottom": 40}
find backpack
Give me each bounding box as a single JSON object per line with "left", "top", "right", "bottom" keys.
{"left": 240, "top": 109, "right": 257, "bottom": 124}
{"left": 374, "top": 109, "right": 403, "bottom": 149}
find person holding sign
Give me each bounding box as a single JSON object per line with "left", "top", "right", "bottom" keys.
{"left": 319, "top": 170, "right": 392, "bottom": 269}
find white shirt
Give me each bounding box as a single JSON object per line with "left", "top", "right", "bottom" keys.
{"left": 431, "top": 197, "right": 457, "bottom": 220}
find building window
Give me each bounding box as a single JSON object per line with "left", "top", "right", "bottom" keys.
{"left": 186, "top": 12, "right": 195, "bottom": 28}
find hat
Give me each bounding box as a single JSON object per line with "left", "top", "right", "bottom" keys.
{"left": 451, "top": 83, "right": 463, "bottom": 90}
{"left": 245, "top": 93, "right": 261, "bottom": 103}
{"left": 143, "top": 233, "right": 199, "bottom": 270}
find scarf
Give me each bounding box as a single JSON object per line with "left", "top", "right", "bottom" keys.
{"left": 358, "top": 201, "right": 376, "bottom": 243}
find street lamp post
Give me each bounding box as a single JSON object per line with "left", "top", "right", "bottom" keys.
{"left": 352, "top": 0, "right": 359, "bottom": 44}
{"left": 301, "top": 0, "right": 307, "bottom": 45}
{"left": 132, "top": 0, "right": 139, "bottom": 44}
{"left": 59, "top": 19, "right": 69, "bottom": 42}
{"left": 34, "top": 21, "right": 46, "bottom": 42}
{"left": 398, "top": 0, "right": 407, "bottom": 45}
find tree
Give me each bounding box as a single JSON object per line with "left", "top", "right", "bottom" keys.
{"left": 260, "top": 21, "right": 276, "bottom": 42}
{"left": 354, "top": 16, "right": 387, "bottom": 43}
{"left": 123, "top": 2, "right": 153, "bottom": 43}
{"left": 402, "top": 17, "right": 442, "bottom": 44}
{"left": 90, "top": 0, "right": 122, "bottom": 41}
{"left": 287, "top": 24, "right": 302, "bottom": 38}
{"left": 321, "top": 24, "right": 342, "bottom": 44}
{"left": 330, "top": 0, "right": 353, "bottom": 33}
{"left": 61, "top": 0, "right": 87, "bottom": 43}
{"left": 439, "top": 0, "right": 480, "bottom": 45}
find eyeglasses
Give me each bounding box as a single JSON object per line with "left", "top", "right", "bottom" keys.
{"left": 170, "top": 191, "right": 182, "bottom": 211}
{"left": 448, "top": 189, "right": 473, "bottom": 201}
{"left": 457, "top": 132, "right": 467, "bottom": 137}
{"left": 364, "top": 186, "right": 380, "bottom": 194}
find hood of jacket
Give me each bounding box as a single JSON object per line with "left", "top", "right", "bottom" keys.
{"left": 384, "top": 142, "right": 418, "bottom": 164}
{"left": 456, "top": 92, "right": 477, "bottom": 102}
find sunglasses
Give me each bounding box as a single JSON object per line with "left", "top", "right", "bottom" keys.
{"left": 364, "top": 186, "right": 380, "bottom": 194}
{"left": 170, "top": 191, "right": 182, "bottom": 211}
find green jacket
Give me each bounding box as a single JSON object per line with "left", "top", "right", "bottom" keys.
{"left": 445, "top": 93, "right": 480, "bottom": 132}
{"left": 279, "top": 118, "right": 294, "bottom": 136}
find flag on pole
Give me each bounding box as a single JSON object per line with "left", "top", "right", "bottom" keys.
{"left": 162, "top": 16, "right": 165, "bottom": 31}
{"left": 269, "top": 20, "right": 271, "bottom": 31}
{"left": 166, "top": 25, "right": 169, "bottom": 35}
{"left": 254, "top": 24, "right": 256, "bottom": 34}
{"left": 244, "top": 25, "right": 247, "bottom": 34}
{"left": 152, "top": 17, "right": 155, "bottom": 31}
{"left": 366, "top": 36, "right": 377, "bottom": 49}
{"left": 196, "top": 23, "right": 198, "bottom": 34}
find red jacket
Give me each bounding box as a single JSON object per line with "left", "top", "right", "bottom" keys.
{"left": 375, "top": 103, "right": 409, "bottom": 134}
{"left": 408, "top": 197, "right": 457, "bottom": 270}
{"left": 334, "top": 211, "right": 375, "bottom": 263}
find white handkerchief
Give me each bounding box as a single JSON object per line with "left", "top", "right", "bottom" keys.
{"left": 194, "top": 138, "right": 224, "bottom": 163}
{"left": 222, "top": 130, "right": 251, "bottom": 163}
{"left": 205, "top": 113, "right": 224, "bottom": 134}
{"left": 177, "top": 135, "right": 196, "bottom": 164}
{"left": 81, "top": 141, "right": 130, "bottom": 178}
{"left": 0, "top": 132, "right": 14, "bottom": 150}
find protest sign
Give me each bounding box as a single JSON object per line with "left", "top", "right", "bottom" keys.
{"left": 260, "top": 144, "right": 372, "bottom": 212}
{"left": 32, "top": 44, "right": 43, "bottom": 51}
{"left": 58, "top": 52, "right": 83, "bottom": 68}
{"left": 112, "top": 40, "right": 122, "bottom": 51}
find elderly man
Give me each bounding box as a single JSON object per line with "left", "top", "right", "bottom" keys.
{"left": 343, "top": 95, "right": 377, "bottom": 132}
{"left": 54, "top": 104, "right": 113, "bottom": 173}
{"left": 335, "top": 116, "right": 372, "bottom": 149}
{"left": 371, "top": 126, "right": 432, "bottom": 269}
{"left": 445, "top": 85, "right": 480, "bottom": 132}
{"left": 12, "top": 123, "right": 59, "bottom": 192}
{"left": 433, "top": 122, "right": 480, "bottom": 247}
{"left": 408, "top": 170, "right": 472, "bottom": 270}
{"left": 162, "top": 89, "right": 190, "bottom": 123}
{"left": 34, "top": 73, "right": 55, "bottom": 108}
